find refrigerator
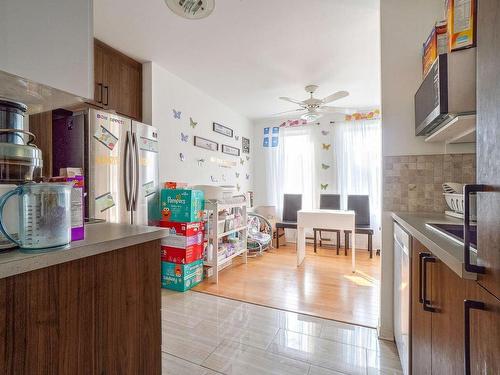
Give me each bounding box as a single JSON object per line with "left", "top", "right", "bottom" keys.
{"left": 52, "top": 108, "right": 160, "bottom": 226}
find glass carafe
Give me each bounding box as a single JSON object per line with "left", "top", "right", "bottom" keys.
{"left": 0, "top": 183, "right": 72, "bottom": 250}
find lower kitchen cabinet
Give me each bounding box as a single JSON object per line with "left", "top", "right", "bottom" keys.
{"left": 465, "top": 282, "right": 500, "bottom": 375}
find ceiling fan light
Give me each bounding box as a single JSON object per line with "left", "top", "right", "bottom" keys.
{"left": 301, "top": 112, "right": 322, "bottom": 123}
{"left": 165, "top": 0, "right": 215, "bottom": 19}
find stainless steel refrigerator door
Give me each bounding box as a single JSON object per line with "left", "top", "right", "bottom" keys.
{"left": 88, "top": 109, "right": 133, "bottom": 224}
{"left": 131, "top": 121, "right": 159, "bottom": 226}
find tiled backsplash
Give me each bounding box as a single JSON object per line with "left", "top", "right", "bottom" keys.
{"left": 383, "top": 154, "right": 476, "bottom": 212}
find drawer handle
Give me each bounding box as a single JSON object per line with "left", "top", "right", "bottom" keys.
{"left": 419, "top": 252, "right": 431, "bottom": 304}
{"left": 464, "top": 299, "right": 485, "bottom": 375}
{"left": 422, "top": 255, "right": 436, "bottom": 312}
{"left": 463, "top": 184, "right": 492, "bottom": 274}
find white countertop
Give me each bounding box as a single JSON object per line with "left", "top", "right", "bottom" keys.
{"left": 392, "top": 212, "right": 477, "bottom": 279}
{"left": 0, "top": 223, "right": 168, "bottom": 279}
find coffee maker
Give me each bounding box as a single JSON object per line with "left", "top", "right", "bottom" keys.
{"left": 0, "top": 99, "right": 43, "bottom": 250}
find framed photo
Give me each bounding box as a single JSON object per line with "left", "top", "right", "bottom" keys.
{"left": 221, "top": 144, "right": 240, "bottom": 156}
{"left": 194, "top": 136, "right": 219, "bottom": 151}
{"left": 213, "top": 122, "right": 233, "bottom": 138}
{"left": 242, "top": 137, "right": 250, "bottom": 154}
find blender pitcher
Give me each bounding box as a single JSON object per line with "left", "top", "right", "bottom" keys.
{"left": 0, "top": 183, "right": 72, "bottom": 250}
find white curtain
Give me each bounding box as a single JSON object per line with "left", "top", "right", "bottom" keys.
{"left": 332, "top": 120, "right": 382, "bottom": 248}
{"left": 265, "top": 126, "right": 316, "bottom": 219}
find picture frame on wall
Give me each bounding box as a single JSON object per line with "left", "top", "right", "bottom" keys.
{"left": 194, "top": 136, "right": 219, "bottom": 151}
{"left": 213, "top": 122, "right": 233, "bottom": 138}
{"left": 221, "top": 144, "right": 240, "bottom": 156}
{"left": 242, "top": 137, "right": 250, "bottom": 154}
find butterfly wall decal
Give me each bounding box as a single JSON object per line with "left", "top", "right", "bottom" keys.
{"left": 173, "top": 109, "right": 181, "bottom": 119}
{"left": 221, "top": 174, "right": 226, "bottom": 182}
{"left": 321, "top": 163, "right": 330, "bottom": 170}
{"left": 235, "top": 135, "right": 240, "bottom": 141}
{"left": 235, "top": 172, "right": 240, "bottom": 178}
{"left": 321, "top": 130, "right": 330, "bottom": 136}
{"left": 240, "top": 158, "right": 244, "bottom": 165}
{"left": 246, "top": 174, "right": 250, "bottom": 180}
{"left": 320, "top": 183, "right": 329, "bottom": 190}
{"left": 210, "top": 175, "right": 218, "bottom": 182}
{"left": 180, "top": 132, "right": 189, "bottom": 142}
{"left": 322, "top": 143, "right": 331, "bottom": 150}
{"left": 236, "top": 183, "right": 241, "bottom": 192}
{"left": 179, "top": 153, "right": 185, "bottom": 162}
{"left": 246, "top": 156, "right": 250, "bottom": 161}
{"left": 197, "top": 158, "right": 205, "bottom": 166}
{"left": 190, "top": 117, "right": 197, "bottom": 128}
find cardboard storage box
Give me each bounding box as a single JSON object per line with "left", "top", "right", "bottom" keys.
{"left": 161, "top": 260, "right": 204, "bottom": 291}
{"left": 446, "top": 0, "right": 476, "bottom": 51}
{"left": 161, "top": 244, "right": 203, "bottom": 264}
{"left": 159, "top": 221, "right": 204, "bottom": 236}
{"left": 160, "top": 189, "right": 204, "bottom": 222}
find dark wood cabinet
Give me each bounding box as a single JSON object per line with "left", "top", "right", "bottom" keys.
{"left": 411, "top": 240, "right": 432, "bottom": 375}
{"left": 0, "top": 241, "right": 161, "bottom": 374}
{"left": 93, "top": 39, "right": 142, "bottom": 121}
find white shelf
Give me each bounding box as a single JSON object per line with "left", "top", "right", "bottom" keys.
{"left": 425, "top": 114, "right": 476, "bottom": 144}
{"left": 217, "top": 226, "right": 247, "bottom": 239}
{"left": 204, "top": 247, "right": 248, "bottom": 268}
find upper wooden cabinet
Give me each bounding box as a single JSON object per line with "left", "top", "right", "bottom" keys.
{"left": 93, "top": 40, "right": 142, "bottom": 121}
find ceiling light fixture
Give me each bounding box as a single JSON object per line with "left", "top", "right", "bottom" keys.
{"left": 165, "top": 0, "right": 215, "bottom": 20}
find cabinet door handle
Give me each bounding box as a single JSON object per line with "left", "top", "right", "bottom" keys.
{"left": 464, "top": 184, "right": 492, "bottom": 274}
{"left": 419, "top": 252, "right": 431, "bottom": 304}
{"left": 103, "top": 85, "right": 109, "bottom": 106}
{"left": 422, "top": 255, "right": 436, "bottom": 312}
{"left": 464, "top": 299, "right": 485, "bottom": 375}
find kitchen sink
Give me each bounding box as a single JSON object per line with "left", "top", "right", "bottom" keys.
{"left": 426, "top": 222, "right": 477, "bottom": 251}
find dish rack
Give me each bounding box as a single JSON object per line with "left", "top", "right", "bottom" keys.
{"left": 203, "top": 198, "right": 248, "bottom": 283}
{"left": 443, "top": 183, "right": 477, "bottom": 221}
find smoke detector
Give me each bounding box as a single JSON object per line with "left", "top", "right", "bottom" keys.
{"left": 165, "top": 0, "right": 215, "bottom": 20}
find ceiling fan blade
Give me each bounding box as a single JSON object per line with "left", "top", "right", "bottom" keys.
{"left": 321, "top": 91, "right": 349, "bottom": 104}
{"left": 279, "top": 97, "right": 305, "bottom": 105}
{"left": 271, "top": 108, "right": 306, "bottom": 117}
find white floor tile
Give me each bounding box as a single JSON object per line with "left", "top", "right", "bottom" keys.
{"left": 203, "top": 339, "right": 311, "bottom": 375}
{"left": 366, "top": 348, "right": 404, "bottom": 375}
{"left": 308, "top": 365, "right": 348, "bottom": 375}
{"left": 162, "top": 353, "right": 221, "bottom": 375}
{"left": 268, "top": 329, "right": 367, "bottom": 375}
{"left": 320, "top": 320, "right": 379, "bottom": 350}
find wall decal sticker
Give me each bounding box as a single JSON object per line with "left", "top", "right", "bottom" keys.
{"left": 321, "top": 163, "right": 330, "bottom": 170}
{"left": 322, "top": 143, "right": 331, "bottom": 150}
{"left": 235, "top": 172, "right": 240, "bottom": 178}
{"left": 320, "top": 183, "right": 329, "bottom": 190}
{"left": 246, "top": 155, "right": 250, "bottom": 161}
{"left": 173, "top": 109, "right": 181, "bottom": 119}
{"left": 197, "top": 158, "right": 206, "bottom": 166}
{"left": 210, "top": 175, "right": 218, "bottom": 183}
{"left": 321, "top": 130, "right": 330, "bottom": 136}
{"left": 235, "top": 135, "right": 240, "bottom": 141}
{"left": 179, "top": 153, "right": 185, "bottom": 162}
{"left": 190, "top": 117, "right": 197, "bottom": 128}
{"left": 236, "top": 183, "right": 241, "bottom": 192}
{"left": 246, "top": 173, "right": 250, "bottom": 180}
{"left": 240, "top": 158, "right": 244, "bottom": 165}
{"left": 180, "top": 132, "right": 189, "bottom": 142}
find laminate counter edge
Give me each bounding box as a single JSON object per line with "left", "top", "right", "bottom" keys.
{"left": 392, "top": 212, "right": 477, "bottom": 280}
{"left": 0, "top": 223, "right": 168, "bottom": 279}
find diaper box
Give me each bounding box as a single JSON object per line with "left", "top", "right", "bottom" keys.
{"left": 160, "top": 189, "right": 205, "bottom": 222}
{"left": 161, "top": 244, "right": 203, "bottom": 264}
{"left": 159, "top": 221, "right": 204, "bottom": 237}
{"left": 161, "top": 260, "right": 204, "bottom": 292}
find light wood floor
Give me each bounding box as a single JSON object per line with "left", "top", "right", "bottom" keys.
{"left": 193, "top": 243, "right": 381, "bottom": 328}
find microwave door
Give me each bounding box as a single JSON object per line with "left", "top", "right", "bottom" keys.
{"left": 131, "top": 121, "right": 159, "bottom": 226}
{"left": 88, "top": 109, "right": 132, "bottom": 224}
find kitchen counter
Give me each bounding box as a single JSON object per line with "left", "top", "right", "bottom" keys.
{"left": 392, "top": 212, "right": 477, "bottom": 279}
{"left": 0, "top": 222, "right": 168, "bottom": 279}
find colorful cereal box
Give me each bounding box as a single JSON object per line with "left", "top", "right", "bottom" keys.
{"left": 160, "top": 189, "right": 204, "bottom": 222}
{"left": 423, "top": 21, "right": 448, "bottom": 77}
{"left": 446, "top": 0, "right": 476, "bottom": 51}
{"left": 161, "top": 260, "right": 204, "bottom": 292}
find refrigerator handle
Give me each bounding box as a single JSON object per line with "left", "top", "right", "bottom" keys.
{"left": 124, "top": 131, "right": 132, "bottom": 211}
{"left": 131, "top": 132, "right": 140, "bottom": 211}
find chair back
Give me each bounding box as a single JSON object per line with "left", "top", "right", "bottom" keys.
{"left": 347, "top": 195, "right": 370, "bottom": 226}
{"left": 320, "top": 194, "right": 340, "bottom": 210}
{"left": 283, "top": 194, "right": 302, "bottom": 222}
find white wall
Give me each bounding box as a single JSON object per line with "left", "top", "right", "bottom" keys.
{"left": 143, "top": 62, "right": 254, "bottom": 194}
{"left": 0, "top": 0, "right": 93, "bottom": 99}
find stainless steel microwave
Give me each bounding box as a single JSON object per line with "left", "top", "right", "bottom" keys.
{"left": 414, "top": 48, "right": 476, "bottom": 136}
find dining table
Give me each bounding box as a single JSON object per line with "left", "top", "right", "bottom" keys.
{"left": 296, "top": 209, "right": 356, "bottom": 272}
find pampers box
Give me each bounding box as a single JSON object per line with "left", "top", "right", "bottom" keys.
{"left": 161, "top": 260, "right": 204, "bottom": 292}
{"left": 160, "top": 189, "right": 204, "bottom": 222}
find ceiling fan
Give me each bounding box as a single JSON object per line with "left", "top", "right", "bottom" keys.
{"left": 274, "top": 85, "right": 350, "bottom": 122}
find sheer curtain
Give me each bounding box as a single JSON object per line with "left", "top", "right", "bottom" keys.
{"left": 332, "top": 120, "right": 382, "bottom": 248}
{"left": 265, "top": 126, "right": 316, "bottom": 219}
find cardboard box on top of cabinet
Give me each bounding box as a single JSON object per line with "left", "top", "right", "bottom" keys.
{"left": 422, "top": 21, "right": 448, "bottom": 77}
{"left": 160, "top": 189, "right": 204, "bottom": 222}
{"left": 161, "top": 260, "right": 204, "bottom": 292}
{"left": 446, "top": 0, "right": 476, "bottom": 51}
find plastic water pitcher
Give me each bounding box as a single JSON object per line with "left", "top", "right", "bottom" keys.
{"left": 0, "top": 183, "right": 72, "bottom": 250}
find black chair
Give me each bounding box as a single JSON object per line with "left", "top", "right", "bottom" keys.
{"left": 344, "top": 195, "right": 375, "bottom": 258}
{"left": 313, "top": 194, "right": 341, "bottom": 254}
{"left": 275, "top": 194, "right": 302, "bottom": 248}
